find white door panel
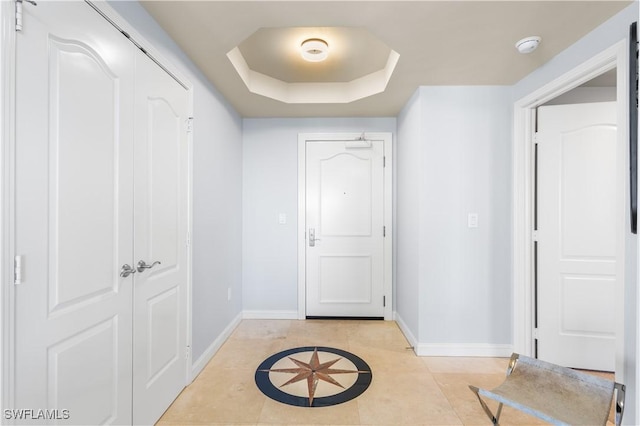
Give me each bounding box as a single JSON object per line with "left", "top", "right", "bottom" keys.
{"left": 132, "top": 49, "right": 188, "bottom": 425}
{"left": 306, "top": 141, "right": 384, "bottom": 317}
{"left": 14, "top": 2, "right": 134, "bottom": 424}
{"left": 537, "top": 102, "right": 617, "bottom": 371}
{"left": 14, "top": 2, "right": 188, "bottom": 424}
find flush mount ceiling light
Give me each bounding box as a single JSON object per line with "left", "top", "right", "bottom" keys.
{"left": 515, "top": 36, "right": 542, "bottom": 54}
{"left": 301, "top": 38, "right": 329, "bottom": 62}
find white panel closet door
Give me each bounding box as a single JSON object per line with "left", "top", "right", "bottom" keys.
{"left": 132, "top": 49, "right": 189, "bottom": 425}
{"left": 13, "top": 2, "right": 189, "bottom": 425}
{"left": 14, "top": 2, "right": 135, "bottom": 424}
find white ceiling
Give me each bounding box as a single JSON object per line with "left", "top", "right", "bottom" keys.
{"left": 141, "top": 1, "right": 631, "bottom": 117}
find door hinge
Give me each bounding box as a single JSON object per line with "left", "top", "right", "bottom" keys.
{"left": 185, "top": 345, "right": 191, "bottom": 360}
{"left": 383, "top": 156, "right": 386, "bottom": 168}
{"left": 15, "top": 0, "right": 37, "bottom": 32}
{"left": 532, "top": 230, "right": 539, "bottom": 242}
{"left": 383, "top": 226, "right": 386, "bottom": 237}
{"left": 533, "top": 328, "right": 539, "bottom": 339}
{"left": 186, "top": 231, "right": 191, "bottom": 248}
{"left": 14, "top": 255, "right": 23, "bottom": 285}
{"left": 383, "top": 296, "right": 386, "bottom": 307}
{"left": 186, "top": 117, "right": 194, "bottom": 134}
{"left": 533, "top": 132, "right": 539, "bottom": 145}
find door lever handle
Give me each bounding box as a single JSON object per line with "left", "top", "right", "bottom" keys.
{"left": 309, "top": 228, "right": 321, "bottom": 247}
{"left": 120, "top": 264, "right": 137, "bottom": 278}
{"left": 137, "top": 260, "right": 161, "bottom": 273}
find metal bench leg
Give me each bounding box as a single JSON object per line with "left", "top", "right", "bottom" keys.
{"left": 615, "top": 382, "right": 626, "bottom": 426}
{"left": 469, "top": 385, "right": 502, "bottom": 425}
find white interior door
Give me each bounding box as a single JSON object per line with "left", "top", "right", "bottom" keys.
{"left": 13, "top": 2, "right": 189, "bottom": 424}
{"left": 132, "top": 49, "right": 189, "bottom": 425}
{"left": 13, "top": 2, "right": 135, "bottom": 424}
{"left": 305, "top": 140, "right": 385, "bottom": 317}
{"left": 537, "top": 101, "right": 618, "bottom": 371}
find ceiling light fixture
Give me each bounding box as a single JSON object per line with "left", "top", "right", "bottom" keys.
{"left": 515, "top": 36, "right": 542, "bottom": 54}
{"left": 301, "top": 38, "right": 329, "bottom": 62}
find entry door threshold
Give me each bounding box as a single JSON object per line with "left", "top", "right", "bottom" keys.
{"left": 306, "top": 316, "right": 384, "bottom": 320}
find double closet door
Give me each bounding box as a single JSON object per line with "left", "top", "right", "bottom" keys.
{"left": 13, "top": 2, "right": 189, "bottom": 424}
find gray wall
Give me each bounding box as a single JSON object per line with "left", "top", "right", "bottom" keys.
{"left": 396, "top": 86, "right": 512, "bottom": 347}
{"left": 396, "top": 90, "right": 422, "bottom": 337}
{"left": 242, "top": 118, "right": 396, "bottom": 314}
{"left": 108, "top": 2, "right": 244, "bottom": 364}
{"left": 419, "top": 86, "right": 511, "bottom": 344}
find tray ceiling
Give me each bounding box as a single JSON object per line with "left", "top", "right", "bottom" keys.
{"left": 141, "top": 1, "right": 632, "bottom": 117}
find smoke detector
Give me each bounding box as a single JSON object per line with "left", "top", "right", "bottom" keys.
{"left": 515, "top": 36, "right": 541, "bottom": 54}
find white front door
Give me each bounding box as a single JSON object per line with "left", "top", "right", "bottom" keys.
{"left": 305, "top": 140, "right": 385, "bottom": 318}
{"left": 536, "top": 102, "right": 618, "bottom": 371}
{"left": 13, "top": 2, "right": 135, "bottom": 423}
{"left": 132, "top": 49, "right": 189, "bottom": 425}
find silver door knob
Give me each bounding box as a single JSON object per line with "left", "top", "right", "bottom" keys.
{"left": 137, "top": 260, "right": 161, "bottom": 273}
{"left": 120, "top": 264, "right": 136, "bottom": 278}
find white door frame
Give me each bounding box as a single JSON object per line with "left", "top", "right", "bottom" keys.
{"left": 0, "top": 0, "right": 195, "bottom": 411}
{"left": 297, "top": 133, "right": 393, "bottom": 320}
{"left": 512, "top": 41, "right": 627, "bottom": 379}
{"left": 0, "top": 0, "right": 17, "bottom": 413}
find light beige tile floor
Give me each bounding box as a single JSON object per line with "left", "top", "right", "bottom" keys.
{"left": 156, "top": 320, "right": 609, "bottom": 425}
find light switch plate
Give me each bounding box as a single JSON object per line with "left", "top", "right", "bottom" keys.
{"left": 468, "top": 213, "right": 478, "bottom": 228}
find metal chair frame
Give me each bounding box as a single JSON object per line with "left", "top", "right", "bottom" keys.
{"left": 469, "top": 353, "right": 626, "bottom": 426}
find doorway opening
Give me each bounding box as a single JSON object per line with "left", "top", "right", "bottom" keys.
{"left": 513, "top": 40, "right": 628, "bottom": 382}
{"left": 535, "top": 81, "right": 617, "bottom": 371}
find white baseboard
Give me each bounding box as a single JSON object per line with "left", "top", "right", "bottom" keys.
{"left": 189, "top": 311, "right": 242, "bottom": 382}
{"left": 242, "top": 310, "right": 299, "bottom": 320}
{"left": 394, "top": 311, "right": 512, "bottom": 357}
{"left": 394, "top": 311, "right": 419, "bottom": 352}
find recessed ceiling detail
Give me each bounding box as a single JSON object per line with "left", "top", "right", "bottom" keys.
{"left": 226, "top": 26, "right": 400, "bottom": 104}
{"left": 141, "top": 1, "right": 633, "bottom": 117}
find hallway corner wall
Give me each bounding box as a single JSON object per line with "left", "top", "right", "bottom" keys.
{"left": 395, "top": 89, "right": 422, "bottom": 344}
{"left": 396, "top": 86, "right": 512, "bottom": 355}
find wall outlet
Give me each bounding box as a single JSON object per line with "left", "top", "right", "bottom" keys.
{"left": 227, "top": 287, "right": 232, "bottom": 301}
{"left": 468, "top": 213, "right": 479, "bottom": 228}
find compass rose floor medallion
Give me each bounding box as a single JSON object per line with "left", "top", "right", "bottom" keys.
{"left": 255, "top": 346, "right": 372, "bottom": 407}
